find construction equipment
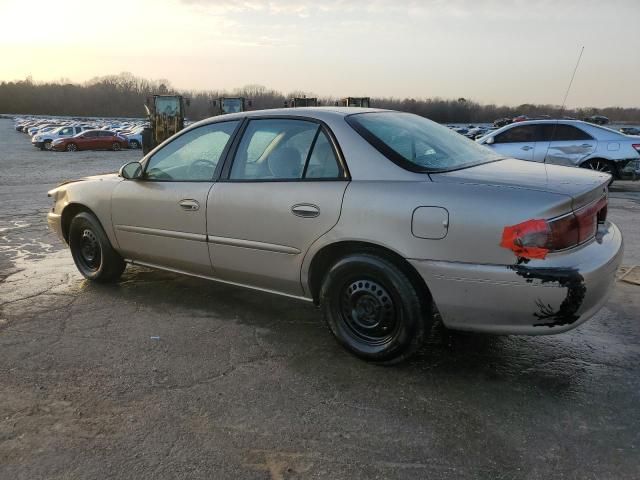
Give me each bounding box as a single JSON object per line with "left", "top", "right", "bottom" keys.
{"left": 142, "top": 95, "right": 188, "bottom": 154}
{"left": 212, "top": 97, "right": 249, "bottom": 115}
{"left": 340, "top": 97, "right": 371, "bottom": 108}
{"left": 290, "top": 97, "right": 319, "bottom": 107}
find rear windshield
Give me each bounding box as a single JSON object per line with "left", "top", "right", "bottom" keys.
{"left": 346, "top": 112, "right": 501, "bottom": 172}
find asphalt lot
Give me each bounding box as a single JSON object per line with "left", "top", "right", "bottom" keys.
{"left": 1, "top": 117, "right": 639, "bottom": 479}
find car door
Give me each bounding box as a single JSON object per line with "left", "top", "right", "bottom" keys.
{"left": 489, "top": 124, "right": 537, "bottom": 161}
{"left": 111, "top": 120, "right": 240, "bottom": 275}
{"left": 533, "top": 124, "right": 596, "bottom": 166}
{"left": 75, "top": 131, "right": 97, "bottom": 150}
{"left": 207, "top": 117, "right": 349, "bottom": 296}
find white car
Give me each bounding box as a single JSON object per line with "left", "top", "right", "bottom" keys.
{"left": 120, "top": 127, "right": 144, "bottom": 149}
{"left": 32, "top": 125, "right": 88, "bottom": 150}
{"left": 477, "top": 119, "right": 640, "bottom": 181}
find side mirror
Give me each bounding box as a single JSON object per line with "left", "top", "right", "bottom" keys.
{"left": 485, "top": 136, "right": 495, "bottom": 145}
{"left": 119, "top": 161, "right": 143, "bottom": 180}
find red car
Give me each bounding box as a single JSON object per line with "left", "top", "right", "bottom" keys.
{"left": 51, "top": 130, "right": 128, "bottom": 152}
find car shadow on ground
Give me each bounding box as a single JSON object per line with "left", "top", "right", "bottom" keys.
{"left": 75, "top": 265, "right": 603, "bottom": 399}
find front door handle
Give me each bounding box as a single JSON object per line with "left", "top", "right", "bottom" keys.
{"left": 291, "top": 203, "right": 320, "bottom": 218}
{"left": 521, "top": 145, "right": 534, "bottom": 151}
{"left": 179, "top": 199, "right": 200, "bottom": 211}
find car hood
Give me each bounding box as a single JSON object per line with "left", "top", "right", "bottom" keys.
{"left": 48, "top": 173, "right": 120, "bottom": 194}
{"left": 431, "top": 158, "right": 609, "bottom": 209}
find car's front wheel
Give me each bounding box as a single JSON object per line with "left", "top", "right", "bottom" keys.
{"left": 129, "top": 140, "right": 140, "bottom": 149}
{"left": 320, "top": 253, "right": 429, "bottom": 364}
{"left": 112, "top": 142, "right": 121, "bottom": 151}
{"left": 44, "top": 140, "right": 52, "bottom": 150}
{"left": 69, "top": 212, "right": 125, "bottom": 282}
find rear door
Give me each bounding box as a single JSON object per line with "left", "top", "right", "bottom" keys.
{"left": 207, "top": 117, "right": 349, "bottom": 296}
{"left": 490, "top": 124, "right": 537, "bottom": 161}
{"left": 111, "top": 120, "right": 240, "bottom": 275}
{"left": 534, "top": 124, "right": 596, "bottom": 166}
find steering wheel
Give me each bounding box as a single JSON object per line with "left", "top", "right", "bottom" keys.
{"left": 188, "top": 159, "right": 216, "bottom": 180}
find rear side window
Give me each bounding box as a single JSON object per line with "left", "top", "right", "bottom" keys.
{"left": 229, "top": 119, "right": 343, "bottom": 181}
{"left": 346, "top": 112, "right": 500, "bottom": 172}
{"left": 538, "top": 124, "right": 593, "bottom": 142}
{"left": 493, "top": 125, "right": 537, "bottom": 143}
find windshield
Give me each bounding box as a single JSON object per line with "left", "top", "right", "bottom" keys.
{"left": 346, "top": 111, "right": 501, "bottom": 172}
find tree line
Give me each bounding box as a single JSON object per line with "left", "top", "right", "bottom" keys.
{"left": 1, "top": 73, "right": 638, "bottom": 123}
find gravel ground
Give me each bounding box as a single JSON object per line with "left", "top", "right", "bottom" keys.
{"left": 1, "top": 118, "right": 639, "bottom": 479}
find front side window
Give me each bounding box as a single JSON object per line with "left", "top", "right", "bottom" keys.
{"left": 229, "top": 119, "right": 343, "bottom": 180}
{"left": 59, "top": 127, "right": 73, "bottom": 136}
{"left": 494, "top": 125, "right": 537, "bottom": 144}
{"left": 347, "top": 112, "right": 501, "bottom": 172}
{"left": 83, "top": 131, "right": 98, "bottom": 138}
{"left": 145, "top": 121, "right": 239, "bottom": 181}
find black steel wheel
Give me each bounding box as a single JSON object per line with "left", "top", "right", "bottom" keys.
{"left": 69, "top": 212, "right": 125, "bottom": 282}
{"left": 320, "top": 253, "right": 429, "bottom": 364}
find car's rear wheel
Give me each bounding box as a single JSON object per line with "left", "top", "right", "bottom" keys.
{"left": 66, "top": 143, "right": 77, "bottom": 152}
{"left": 112, "top": 142, "right": 121, "bottom": 151}
{"left": 320, "top": 253, "right": 429, "bottom": 364}
{"left": 581, "top": 158, "right": 616, "bottom": 185}
{"left": 69, "top": 212, "right": 125, "bottom": 283}
{"left": 129, "top": 140, "right": 140, "bottom": 149}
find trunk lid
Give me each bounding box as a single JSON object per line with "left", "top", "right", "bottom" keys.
{"left": 431, "top": 159, "right": 609, "bottom": 210}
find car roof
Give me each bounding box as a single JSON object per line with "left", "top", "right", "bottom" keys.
{"left": 194, "top": 107, "right": 390, "bottom": 127}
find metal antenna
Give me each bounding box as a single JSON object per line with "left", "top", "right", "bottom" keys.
{"left": 544, "top": 46, "right": 585, "bottom": 163}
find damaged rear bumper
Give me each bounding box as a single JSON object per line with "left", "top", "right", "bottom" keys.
{"left": 409, "top": 221, "right": 623, "bottom": 335}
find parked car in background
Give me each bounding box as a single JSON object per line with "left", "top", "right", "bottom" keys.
{"left": 32, "top": 125, "right": 88, "bottom": 150}
{"left": 584, "top": 115, "right": 609, "bottom": 125}
{"left": 619, "top": 127, "right": 640, "bottom": 136}
{"left": 51, "top": 130, "right": 128, "bottom": 152}
{"left": 477, "top": 119, "right": 640, "bottom": 181}
{"left": 120, "top": 127, "right": 144, "bottom": 149}
{"left": 47, "top": 108, "right": 622, "bottom": 363}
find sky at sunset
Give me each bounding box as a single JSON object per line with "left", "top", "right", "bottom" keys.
{"left": 1, "top": 0, "right": 638, "bottom": 107}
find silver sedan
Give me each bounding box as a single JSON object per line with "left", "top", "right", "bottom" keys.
{"left": 47, "top": 108, "right": 623, "bottom": 363}
{"left": 477, "top": 119, "right": 640, "bottom": 180}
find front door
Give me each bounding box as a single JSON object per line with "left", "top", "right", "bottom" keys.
{"left": 208, "top": 118, "right": 349, "bottom": 295}
{"left": 111, "top": 120, "right": 240, "bottom": 275}
{"left": 490, "top": 124, "right": 538, "bottom": 161}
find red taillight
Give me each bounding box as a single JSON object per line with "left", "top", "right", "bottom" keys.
{"left": 632, "top": 144, "right": 640, "bottom": 154}
{"left": 501, "top": 196, "right": 608, "bottom": 259}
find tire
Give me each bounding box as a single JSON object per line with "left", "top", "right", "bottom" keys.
{"left": 44, "top": 140, "right": 52, "bottom": 151}
{"left": 112, "top": 142, "right": 121, "bottom": 151}
{"left": 69, "top": 212, "right": 125, "bottom": 283}
{"left": 129, "top": 140, "right": 140, "bottom": 149}
{"left": 580, "top": 159, "right": 616, "bottom": 186}
{"left": 66, "top": 143, "right": 78, "bottom": 152}
{"left": 320, "top": 253, "right": 429, "bottom": 364}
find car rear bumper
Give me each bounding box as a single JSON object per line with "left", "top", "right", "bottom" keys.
{"left": 47, "top": 212, "right": 65, "bottom": 243}
{"left": 409, "top": 221, "right": 623, "bottom": 335}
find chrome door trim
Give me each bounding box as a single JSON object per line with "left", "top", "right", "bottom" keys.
{"left": 207, "top": 235, "right": 301, "bottom": 254}
{"left": 115, "top": 224, "right": 207, "bottom": 242}
{"left": 125, "top": 259, "right": 313, "bottom": 302}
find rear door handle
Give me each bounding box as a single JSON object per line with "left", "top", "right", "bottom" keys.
{"left": 291, "top": 203, "right": 320, "bottom": 218}
{"left": 179, "top": 199, "right": 200, "bottom": 211}
{"left": 521, "top": 145, "right": 534, "bottom": 151}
